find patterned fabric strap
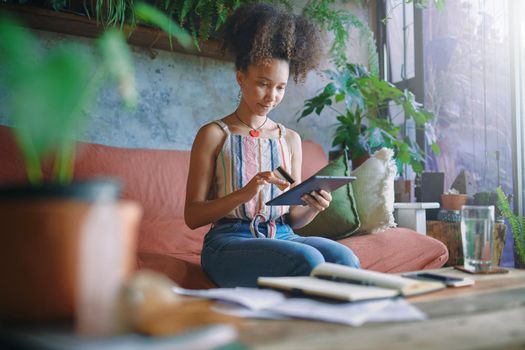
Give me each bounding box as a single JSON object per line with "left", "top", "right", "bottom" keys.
{"left": 276, "top": 123, "right": 286, "bottom": 137}
{"left": 213, "top": 119, "right": 231, "bottom": 134}
{"left": 249, "top": 213, "right": 276, "bottom": 239}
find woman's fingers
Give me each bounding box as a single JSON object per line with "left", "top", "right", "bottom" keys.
{"left": 258, "top": 171, "right": 289, "bottom": 189}
{"left": 254, "top": 174, "right": 267, "bottom": 185}
{"left": 301, "top": 191, "right": 331, "bottom": 211}
{"left": 304, "top": 190, "right": 332, "bottom": 210}
{"left": 317, "top": 190, "right": 332, "bottom": 203}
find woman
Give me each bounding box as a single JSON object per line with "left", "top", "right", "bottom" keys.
{"left": 184, "top": 3, "right": 360, "bottom": 287}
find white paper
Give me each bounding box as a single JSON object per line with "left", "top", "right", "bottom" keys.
{"left": 174, "top": 287, "right": 426, "bottom": 326}
{"left": 266, "top": 298, "right": 393, "bottom": 326}
{"left": 366, "top": 298, "right": 427, "bottom": 323}
{"left": 173, "top": 287, "right": 286, "bottom": 310}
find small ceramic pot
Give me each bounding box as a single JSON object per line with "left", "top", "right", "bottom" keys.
{"left": 441, "top": 194, "right": 469, "bottom": 211}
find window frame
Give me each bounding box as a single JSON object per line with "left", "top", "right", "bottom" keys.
{"left": 375, "top": 0, "right": 427, "bottom": 172}
{"left": 510, "top": 0, "right": 525, "bottom": 215}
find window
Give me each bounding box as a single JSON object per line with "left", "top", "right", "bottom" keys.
{"left": 381, "top": 0, "right": 422, "bottom": 180}
{"left": 386, "top": 0, "right": 415, "bottom": 83}
{"left": 422, "top": 0, "right": 513, "bottom": 195}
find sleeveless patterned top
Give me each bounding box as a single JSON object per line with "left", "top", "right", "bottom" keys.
{"left": 212, "top": 119, "right": 292, "bottom": 238}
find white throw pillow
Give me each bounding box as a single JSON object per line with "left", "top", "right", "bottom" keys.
{"left": 351, "top": 148, "right": 397, "bottom": 233}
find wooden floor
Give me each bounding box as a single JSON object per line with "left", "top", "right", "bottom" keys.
{"left": 238, "top": 268, "right": 525, "bottom": 350}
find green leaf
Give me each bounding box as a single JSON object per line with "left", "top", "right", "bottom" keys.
{"left": 0, "top": 18, "right": 94, "bottom": 183}
{"left": 411, "top": 161, "right": 424, "bottom": 174}
{"left": 98, "top": 29, "right": 137, "bottom": 108}
{"left": 431, "top": 142, "right": 441, "bottom": 156}
{"left": 179, "top": 0, "right": 193, "bottom": 24}
{"left": 135, "top": 2, "right": 193, "bottom": 49}
{"left": 323, "top": 82, "right": 337, "bottom": 96}
{"left": 299, "top": 106, "right": 315, "bottom": 120}
{"left": 434, "top": 0, "right": 446, "bottom": 11}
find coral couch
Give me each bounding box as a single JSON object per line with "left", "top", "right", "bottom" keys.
{"left": 0, "top": 126, "right": 448, "bottom": 289}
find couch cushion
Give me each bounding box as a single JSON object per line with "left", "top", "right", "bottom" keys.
{"left": 74, "top": 143, "right": 189, "bottom": 219}
{"left": 300, "top": 140, "right": 329, "bottom": 180}
{"left": 72, "top": 143, "right": 208, "bottom": 256}
{"left": 338, "top": 227, "right": 449, "bottom": 272}
{"left": 351, "top": 148, "right": 397, "bottom": 233}
{"left": 137, "top": 252, "right": 215, "bottom": 289}
{"left": 139, "top": 219, "right": 208, "bottom": 262}
{"left": 295, "top": 152, "right": 361, "bottom": 239}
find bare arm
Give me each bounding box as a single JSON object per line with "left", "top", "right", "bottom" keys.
{"left": 184, "top": 123, "right": 288, "bottom": 229}
{"left": 286, "top": 129, "right": 332, "bottom": 229}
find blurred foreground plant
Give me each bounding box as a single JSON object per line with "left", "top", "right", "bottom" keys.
{"left": 0, "top": 3, "right": 191, "bottom": 185}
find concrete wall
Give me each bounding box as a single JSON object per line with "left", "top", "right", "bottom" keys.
{"left": 0, "top": 3, "right": 370, "bottom": 153}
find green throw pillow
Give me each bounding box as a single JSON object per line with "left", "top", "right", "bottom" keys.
{"left": 294, "top": 151, "right": 361, "bottom": 240}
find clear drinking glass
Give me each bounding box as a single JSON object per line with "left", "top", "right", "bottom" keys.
{"left": 460, "top": 205, "right": 495, "bottom": 271}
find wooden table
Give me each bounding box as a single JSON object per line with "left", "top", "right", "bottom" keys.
{"left": 238, "top": 267, "right": 525, "bottom": 350}
{"left": 2, "top": 269, "right": 524, "bottom": 349}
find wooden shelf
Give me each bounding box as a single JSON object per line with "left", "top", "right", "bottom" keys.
{"left": 0, "top": 4, "right": 232, "bottom": 62}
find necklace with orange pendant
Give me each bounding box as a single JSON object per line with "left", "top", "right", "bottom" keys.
{"left": 234, "top": 111, "right": 268, "bottom": 138}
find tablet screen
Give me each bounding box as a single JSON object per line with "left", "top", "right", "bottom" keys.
{"left": 265, "top": 175, "right": 355, "bottom": 206}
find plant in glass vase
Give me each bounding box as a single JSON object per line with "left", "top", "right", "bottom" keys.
{"left": 298, "top": 63, "right": 440, "bottom": 175}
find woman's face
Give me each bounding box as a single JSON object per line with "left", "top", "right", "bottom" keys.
{"left": 237, "top": 58, "right": 289, "bottom": 117}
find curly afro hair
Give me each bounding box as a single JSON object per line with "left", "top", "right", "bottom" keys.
{"left": 221, "top": 3, "right": 322, "bottom": 83}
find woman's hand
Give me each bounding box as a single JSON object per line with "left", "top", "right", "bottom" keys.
{"left": 239, "top": 171, "right": 289, "bottom": 202}
{"left": 300, "top": 190, "right": 332, "bottom": 212}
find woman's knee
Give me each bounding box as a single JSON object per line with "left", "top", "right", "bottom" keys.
{"left": 340, "top": 249, "right": 360, "bottom": 268}
{"left": 332, "top": 244, "right": 360, "bottom": 268}
{"left": 314, "top": 240, "right": 360, "bottom": 268}
{"left": 287, "top": 246, "right": 325, "bottom": 276}
{"left": 295, "top": 237, "right": 361, "bottom": 268}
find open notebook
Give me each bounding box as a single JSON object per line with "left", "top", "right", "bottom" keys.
{"left": 257, "top": 263, "right": 446, "bottom": 302}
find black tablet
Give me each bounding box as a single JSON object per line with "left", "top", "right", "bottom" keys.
{"left": 265, "top": 175, "right": 356, "bottom": 206}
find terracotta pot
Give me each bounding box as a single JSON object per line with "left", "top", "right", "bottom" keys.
{"left": 0, "top": 198, "right": 141, "bottom": 323}
{"left": 441, "top": 194, "right": 469, "bottom": 211}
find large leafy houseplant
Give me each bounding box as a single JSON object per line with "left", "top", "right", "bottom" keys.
{"left": 299, "top": 63, "right": 440, "bottom": 174}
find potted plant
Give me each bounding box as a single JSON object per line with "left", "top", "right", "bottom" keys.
{"left": 496, "top": 187, "right": 525, "bottom": 269}
{"left": 0, "top": 5, "right": 191, "bottom": 324}
{"left": 441, "top": 188, "right": 469, "bottom": 211}
{"left": 298, "top": 63, "right": 440, "bottom": 174}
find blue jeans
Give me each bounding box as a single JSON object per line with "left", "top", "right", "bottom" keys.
{"left": 201, "top": 219, "right": 360, "bottom": 287}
